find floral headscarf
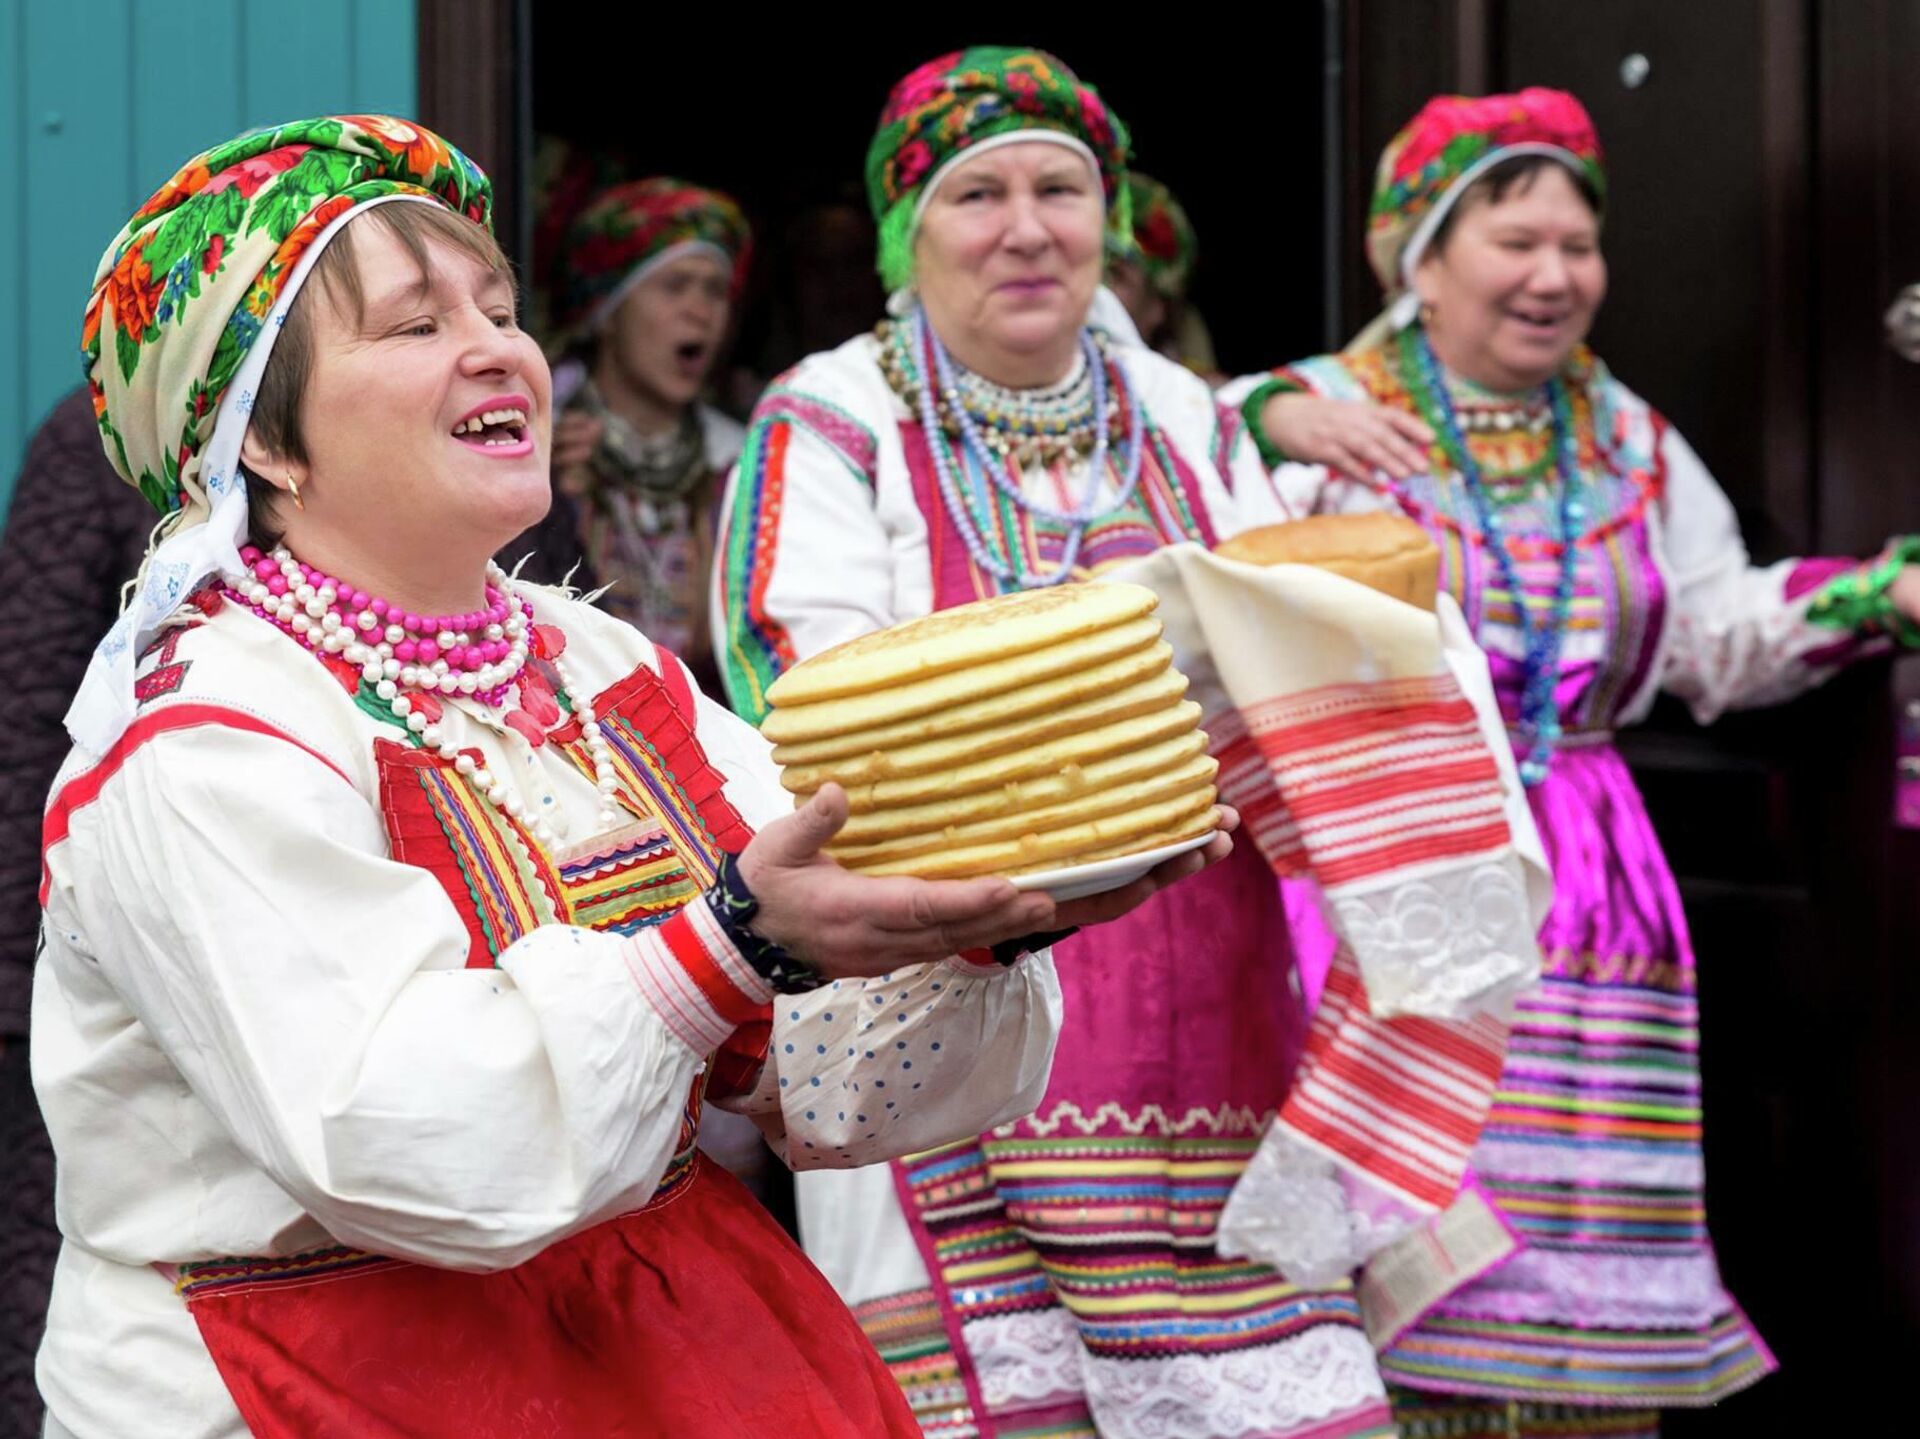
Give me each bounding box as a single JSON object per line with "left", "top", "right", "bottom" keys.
{"left": 1362, "top": 88, "right": 1604, "bottom": 336}
{"left": 70, "top": 114, "right": 491, "bottom": 755}
{"left": 864, "top": 46, "right": 1132, "bottom": 292}
{"left": 87, "top": 114, "right": 490, "bottom": 517}
{"left": 1114, "top": 171, "right": 1197, "bottom": 299}
{"left": 550, "top": 177, "right": 753, "bottom": 342}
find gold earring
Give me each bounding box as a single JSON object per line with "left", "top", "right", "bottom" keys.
{"left": 1419, "top": 301, "right": 1436, "bottom": 325}
{"left": 287, "top": 472, "right": 304, "bottom": 512}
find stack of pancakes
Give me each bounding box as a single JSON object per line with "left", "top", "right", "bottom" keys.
{"left": 762, "top": 583, "right": 1219, "bottom": 879}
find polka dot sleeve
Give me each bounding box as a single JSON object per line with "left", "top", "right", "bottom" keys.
{"left": 710, "top": 951, "right": 1063, "bottom": 1170}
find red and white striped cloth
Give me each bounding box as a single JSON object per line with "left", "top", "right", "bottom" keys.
{"left": 1282, "top": 947, "right": 1510, "bottom": 1209}
{"left": 1104, "top": 544, "right": 1549, "bottom": 1286}
{"left": 1213, "top": 674, "right": 1512, "bottom": 888}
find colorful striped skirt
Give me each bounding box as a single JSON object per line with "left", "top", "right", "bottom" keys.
{"left": 1376, "top": 744, "right": 1774, "bottom": 1409}
{"left": 872, "top": 841, "right": 1400, "bottom": 1438}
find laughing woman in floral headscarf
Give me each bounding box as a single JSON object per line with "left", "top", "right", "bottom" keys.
{"left": 27, "top": 115, "right": 1236, "bottom": 1438}
{"left": 513, "top": 178, "right": 752, "bottom": 697}
{"left": 1229, "top": 89, "right": 1920, "bottom": 1437}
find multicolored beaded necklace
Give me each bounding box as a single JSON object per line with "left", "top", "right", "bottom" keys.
{"left": 878, "top": 316, "right": 1124, "bottom": 465}
{"left": 585, "top": 394, "right": 710, "bottom": 526}
{"left": 1401, "top": 326, "right": 1587, "bottom": 785}
{"left": 224, "top": 545, "right": 623, "bottom": 847}
{"left": 890, "top": 308, "right": 1146, "bottom": 589}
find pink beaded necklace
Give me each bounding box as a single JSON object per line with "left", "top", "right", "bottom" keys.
{"left": 224, "top": 544, "right": 623, "bottom": 848}
{"left": 231, "top": 544, "right": 529, "bottom": 704}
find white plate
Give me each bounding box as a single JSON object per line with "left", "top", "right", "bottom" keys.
{"left": 1008, "top": 831, "right": 1217, "bottom": 902}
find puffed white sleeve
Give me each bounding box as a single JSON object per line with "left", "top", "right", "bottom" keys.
{"left": 686, "top": 680, "right": 1066, "bottom": 1167}
{"left": 712, "top": 385, "right": 898, "bottom": 725}
{"left": 715, "top": 957, "right": 1063, "bottom": 1170}
{"left": 46, "top": 722, "right": 775, "bottom": 1274}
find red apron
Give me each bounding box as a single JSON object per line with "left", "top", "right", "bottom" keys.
{"left": 179, "top": 1147, "right": 913, "bottom": 1437}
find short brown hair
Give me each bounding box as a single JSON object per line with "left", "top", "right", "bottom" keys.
{"left": 242, "top": 202, "right": 514, "bottom": 547}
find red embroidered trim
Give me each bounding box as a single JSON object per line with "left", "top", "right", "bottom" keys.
{"left": 655, "top": 905, "right": 768, "bottom": 1032}
{"left": 375, "top": 651, "right": 761, "bottom": 1052}
{"left": 133, "top": 663, "right": 191, "bottom": 707}
{"left": 550, "top": 648, "right": 755, "bottom": 859}
{"left": 373, "top": 737, "right": 565, "bottom": 969}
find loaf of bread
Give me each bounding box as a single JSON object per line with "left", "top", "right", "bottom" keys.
{"left": 1215, "top": 513, "right": 1440, "bottom": 612}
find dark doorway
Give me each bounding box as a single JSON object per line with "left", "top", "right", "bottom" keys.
{"left": 500, "top": 5, "right": 1920, "bottom": 1430}
{"left": 520, "top": 11, "right": 1337, "bottom": 1247}
{"left": 529, "top": 19, "right": 1333, "bottom": 385}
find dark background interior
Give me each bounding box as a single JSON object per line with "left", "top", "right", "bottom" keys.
{"left": 531, "top": 18, "right": 1334, "bottom": 382}
{"left": 522, "top": 7, "right": 1920, "bottom": 1431}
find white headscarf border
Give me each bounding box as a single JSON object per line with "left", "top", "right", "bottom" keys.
{"left": 582, "top": 237, "right": 735, "bottom": 336}
{"left": 880, "top": 130, "right": 1144, "bottom": 347}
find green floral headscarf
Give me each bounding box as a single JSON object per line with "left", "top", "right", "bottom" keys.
{"left": 551, "top": 177, "right": 752, "bottom": 342}
{"left": 1114, "top": 172, "right": 1197, "bottom": 299}
{"left": 864, "top": 46, "right": 1132, "bottom": 293}
{"left": 1363, "top": 89, "right": 1603, "bottom": 339}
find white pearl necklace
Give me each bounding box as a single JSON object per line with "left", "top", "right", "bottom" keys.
{"left": 236, "top": 547, "right": 623, "bottom": 852}
{"left": 395, "top": 646, "right": 624, "bottom": 852}
{"left": 237, "top": 547, "right": 532, "bottom": 699}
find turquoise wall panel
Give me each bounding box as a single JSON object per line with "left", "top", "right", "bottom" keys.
{"left": 0, "top": 0, "right": 419, "bottom": 519}
{"left": 22, "top": 1, "right": 133, "bottom": 453}
{"left": 132, "top": 1, "right": 244, "bottom": 194}
{"left": 244, "top": 8, "right": 354, "bottom": 122}
{"left": 0, "top": 4, "right": 23, "bottom": 488}
{"left": 352, "top": 0, "right": 417, "bottom": 112}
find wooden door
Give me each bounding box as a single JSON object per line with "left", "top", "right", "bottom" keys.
{"left": 1344, "top": 2, "right": 1919, "bottom": 1430}
{"left": 417, "top": 0, "right": 528, "bottom": 266}
{"left": 1809, "top": 0, "right": 1920, "bottom": 1359}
